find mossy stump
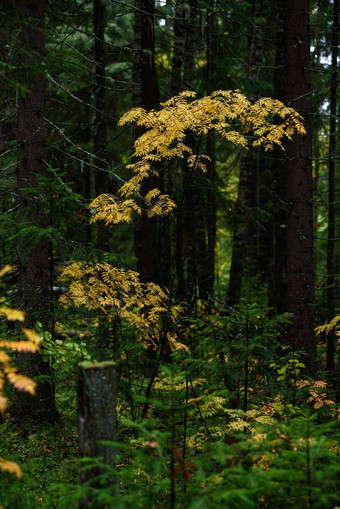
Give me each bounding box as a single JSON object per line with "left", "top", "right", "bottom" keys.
{"left": 78, "top": 361, "right": 116, "bottom": 508}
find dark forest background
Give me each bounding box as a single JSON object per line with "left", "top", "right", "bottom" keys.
{"left": 0, "top": 1, "right": 339, "bottom": 508}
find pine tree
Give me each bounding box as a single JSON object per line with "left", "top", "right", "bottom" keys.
{"left": 12, "top": 0, "right": 58, "bottom": 422}
{"left": 284, "top": 0, "right": 316, "bottom": 374}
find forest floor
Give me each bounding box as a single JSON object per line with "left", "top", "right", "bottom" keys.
{"left": 0, "top": 413, "right": 78, "bottom": 508}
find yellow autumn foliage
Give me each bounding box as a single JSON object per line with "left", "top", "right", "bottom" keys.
{"left": 0, "top": 307, "right": 25, "bottom": 322}
{"left": 0, "top": 266, "right": 42, "bottom": 478}
{"left": 60, "top": 261, "right": 169, "bottom": 350}
{"left": 90, "top": 90, "right": 305, "bottom": 227}
{"left": 0, "top": 458, "right": 22, "bottom": 479}
{"left": 315, "top": 315, "right": 340, "bottom": 337}
{"left": 62, "top": 90, "right": 306, "bottom": 360}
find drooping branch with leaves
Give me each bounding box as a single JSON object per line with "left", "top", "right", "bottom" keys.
{"left": 0, "top": 266, "right": 42, "bottom": 478}
{"left": 90, "top": 90, "right": 306, "bottom": 228}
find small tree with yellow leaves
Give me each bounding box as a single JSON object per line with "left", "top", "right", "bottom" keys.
{"left": 60, "top": 91, "right": 306, "bottom": 397}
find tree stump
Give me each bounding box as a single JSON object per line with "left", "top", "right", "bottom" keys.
{"left": 78, "top": 361, "right": 116, "bottom": 508}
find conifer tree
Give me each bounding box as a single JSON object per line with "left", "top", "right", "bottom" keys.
{"left": 133, "top": 0, "right": 160, "bottom": 285}
{"left": 226, "top": 0, "right": 269, "bottom": 307}
{"left": 284, "top": 0, "right": 316, "bottom": 374}
{"left": 93, "top": 0, "right": 109, "bottom": 251}
{"left": 12, "top": 0, "right": 57, "bottom": 422}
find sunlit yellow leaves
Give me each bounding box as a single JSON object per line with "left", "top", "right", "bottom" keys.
{"left": 90, "top": 194, "right": 141, "bottom": 225}
{"left": 0, "top": 350, "right": 10, "bottom": 364}
{"left": 7, "top": 372, "right": 37, "bottom": 395}
{"left": 144, "top": 188, "right": 161, "bottom": 202}
{"left": 22, "top": 328, "right": 42, "bottom": 345}
{"left": 60, "top": 261, "right": 169, "bottom": 350}
{"left": 147, "top": 195, "right": 176, "bottom": 218}
{"left": 0, "top": 265, "right": 14, "bottom": 279}
{"left": 101, "top": 90, "right": 306, "bottom": 228}
{"left": 296, "top": 380, "right": 335, "bottom": 411}
{"left": 0, "top": 287, "right": 40, "bottom": 415}
{"left": 0, "top": 307, "right": 25, "bottom": 322}
{"left": 0, "top": 396, "right": 8, "bottom": 412}
{"left": 66, "top": 91, "right": 306, "bottom": 367}
{"left": 167, "top": 332, "right": 190, "bottom": 354}
{"left": 0, "top": 327, "right": 39, "bottom": 408}
{"left": 315, "top": 315, "right": 340, "bottom": 336}
{"left": 118, "top": 106, "right": 148, "bottom": 126}
{"left": 0, "top": 458, "right": 22, "bottom": 479}
{"left": 0, "top": 275, "right": 41, "bottom": 480}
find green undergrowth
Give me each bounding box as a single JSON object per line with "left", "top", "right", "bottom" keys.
{"left": 77, "top": 411, "right": 340, "bottom": 509}
{"left": 1, "top": 384, "right": 340, "bottom": 508}
{"left": 1, "top": 304, "right": 340, "bottom": 508}
{"left": 0, "top": 415, "right": 78, "bottom": 508}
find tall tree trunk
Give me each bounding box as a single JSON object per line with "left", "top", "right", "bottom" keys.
{"left": 327, "top": 0, "right": 338, "bottom": 379}
{"left": 226, "top": 151, "right": 257, "bottom": 307}
{"left": 12, "top": 0, "right": 57, "bottom": 422}
{"left": 158, "top": 0, "right": 187, "bottom": 289}
{"left": 284, "top": 0, "right": 316, "bottom": 374}
{"left": 170, "top": 0, "right": 186, "bottom": 97}
{"left": 201, "top": 1, "right": 218, "bottom": 304}
{"left": 175, "top": 0, "right": 199, "bottom": 307}
{"left": 226, "top": 0, "right": 268, "bottom": 307}
{"left": 93, "top": 0, "right": 109, "bottom": 251}
{"left": 183, "top": 0, "right": 197, "bottom": 91}
{"left": 133, "top": 0, "right": 160, "bottom": 285}
{"left": 272, "top": 0, "right": 287, "bottom": 314}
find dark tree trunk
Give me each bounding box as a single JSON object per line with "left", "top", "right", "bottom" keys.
{"left": 205, "top": 132, "right": 216, "bottom": 305}
{"left": 93, "top": 0, "right": 109, "bottom": 251}
{"left": 133, "top": 0, "right": 160, "bottom": 285}
{"left": 226, "top": 150, "right": 257, "bottom": 307}
{"left": 183, "top": 0, "right": 197, "bottom": 91}
{"left": 78, "top": 362, "right": 116, "bottom": 509}
{"left": 162, "top": 0, "right": 187, "bottom": 291}
{"left": 175, "top": 0, "right": 198, "bottom": 307}
{"left": 12, "top": 0, "right": 57, "bottom": 422}
{"left": 326, "top": 0, "right": 338, "bottom": 373}
{"left": 226, "top": 0, "right": 268, "bottom": 307}
{"left": 272, "top": 0, "right": 287, "bottom": 314}
{"left": 199, "top": 1, "right": 218, "bottom": 303}
{"left": 284, "top": 0, "right": 316, "bottom": 374}
{"left": 170, "top": 0, "right": 186, "bottom": 97}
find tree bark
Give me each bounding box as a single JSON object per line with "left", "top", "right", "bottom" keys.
{"left": 170, "top": 0, "right": 186, "bottom": 97}
{"left": 78, "top": 361, "right": 116, "bottom": 509}
{"left": 284, "top": 0, "right": 316, "bottom": 374}
{"left": 93, "top": 0, "right": 109, "bottom": 251}
{"left": 175, "top": 0, "right": 198, "bottom": 307}
{"left": 272, "top": 0, "right": 287, "bottom": 314}
{"left": 226, "top": 150, "right": 257, "bottom": 307}
{"left": 183, "top": 0, "right": 197, "bottom": 91}
{"left": 12, "top": 0, "right": 57, "bottom": 422}
{"left": 200, "top": 1, "right": 218, "bottom": 303}
{"left": 133, "top": 0, "right": 160, "bottom": 285}
{"left": 326, "top": 0, "right": 338, "bottom": 373}
{"left": 226, "top": 0, "right": 268, "bottom": 307}
{"left": 161, "top": 0, "right": 187, "bottom": 290}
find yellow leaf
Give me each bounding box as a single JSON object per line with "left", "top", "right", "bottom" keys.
{"left": 0, "top": 395, "right": 8, "bottom": 412}
{"left": 7, "top": 372, "right": 37, "bottom": 395}
{"left": 0, "top": 458, "right": 22, "bottom": 479}
{"left": 22, "top": 328, "right": 42, "bottom": 345}
{"left": 0, "top": 307, "right": 25, "bottom": 322}
{"left": 0, "top": 265, "right": 15, "bottom": 278}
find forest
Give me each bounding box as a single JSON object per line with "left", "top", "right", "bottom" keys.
{"left": 0, "top": 0, "right": 339, "bottom": 507}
